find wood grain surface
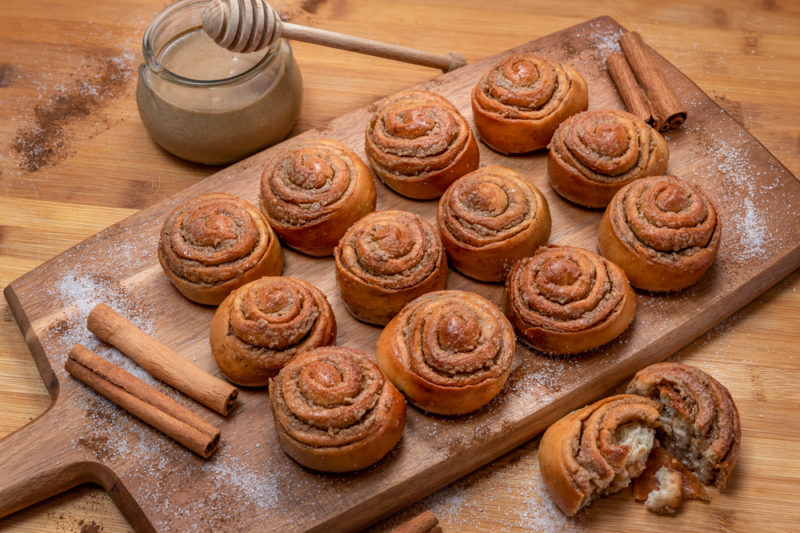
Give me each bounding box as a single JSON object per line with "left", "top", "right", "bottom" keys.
{"left": 1, "top": 1, "right": 799, "bottom": 532}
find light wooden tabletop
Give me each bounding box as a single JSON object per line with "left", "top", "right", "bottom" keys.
{"left": 1, "top": 1, "right": 798, "bottom": 531}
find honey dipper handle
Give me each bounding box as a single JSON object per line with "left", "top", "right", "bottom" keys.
{"left": 202, "top": 0, "right": 466, "bottom": 72}
{"left": 282, "top": 22, "right": 466, "bottom": 72}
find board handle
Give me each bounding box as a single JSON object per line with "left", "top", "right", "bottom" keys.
{"left": 0, "top": 402, "right": 92, "bottom": 519}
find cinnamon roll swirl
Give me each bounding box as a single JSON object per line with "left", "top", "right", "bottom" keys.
{"left": 503, "top": 245, "right": 636, "bottom": 355}
{"left": 539, "top": 394, "right": 662, "bottom": 516}
{"left": 334, "top": 210, "right": 447, "bottom": 325}
{"left": 437, "top": 166, "right": 551, "bottom": 282}
{"left": 548, "top": 109, "right": 669, "bottom": 208}
{"left": 269, "top": 346, "right": 406, "bottom": 472}
{"left": 364, "top": 90, "right": 479, "bottom": 199}
{"left": 260, "top": 139, "right": 376, "bottom": 256}
{"left": 471, "top": 53, "right": 588, "bottom": 154}
{"left": 158, "top": 193, "right": 283, "bottom": 305}
{"left": 376, "top": 290, "right": 515, "bottom": 415}
{"left": 627, "top": 362, "right": 741, "bottom": 489}
{"left": 210, "top": 277, "right": 336, "bottom": 387}
{"left": 598, "top": 175, "right": 721, "bottom": 292}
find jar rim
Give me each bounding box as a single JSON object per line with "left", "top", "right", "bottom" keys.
{"left": 142, "top": 0, "right": 281, "bottom": 87}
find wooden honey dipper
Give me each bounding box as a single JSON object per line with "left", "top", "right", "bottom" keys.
{"left": 202, "top": 0, "right": 466, "bottom": 72}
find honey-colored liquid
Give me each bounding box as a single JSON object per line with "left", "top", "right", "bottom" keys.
{"left": 158, "top": 29, "right": 265, "bottom": 81}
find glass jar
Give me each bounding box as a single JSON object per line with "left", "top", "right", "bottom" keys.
{"left": 136, "top": 0, "right": 303, "bottom": 165}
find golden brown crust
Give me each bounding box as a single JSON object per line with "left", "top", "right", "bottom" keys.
{"left": 158, "top": 193, "right": 283, "bottom": 306}
{"left": 334, "top": 210, "right": 448, "bottom": 325}
{"left": 375, "top": 290, "right": 516, "bottom": 415}
{"left": 259, "top": 138, "right": 377, "bottom": 257}
{"left": 471, "top": 53, "right": 588, "bottom": 154}
{"left": 437, "top": 166, "right": 552, "bottom": 282}
{"left": 210, "top": 277, "right": 336, "bottom": 387}
{"left": 626, "top": 362, "right": 741, "bottom": 489}
{"left": 269, "top": 346, "right": 406, "bottom": 472}
{"left": 364, "top": 90, "right": 480, "bottom": 200}
{"left": 539, "top": 394, "right": 661, "bottom": 516}
{"left": 547, "top": 109, "right": 669, "bottom": 208}
{"left": 503, "top": 245, "right": 636, "bottom": 355}
{"left": 598, "top": 175, "right": 721, "bottom": 292}
{"left": 632, "top": 445, "right": 709, "bottom": 514}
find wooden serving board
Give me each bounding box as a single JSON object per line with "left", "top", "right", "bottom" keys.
{"left": 2, "top": 16, "right": 800, "bottom": 533}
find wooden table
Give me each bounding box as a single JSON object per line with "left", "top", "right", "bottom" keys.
{"left": 1, "top": 1, "right": 798, "bottom": 531}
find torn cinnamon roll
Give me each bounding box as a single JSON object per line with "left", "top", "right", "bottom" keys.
{"left": 626, "top": 362, "right": 741, "bottom": 490}
{"left": 539, "top": 394, "right": 662, "bottom": 516}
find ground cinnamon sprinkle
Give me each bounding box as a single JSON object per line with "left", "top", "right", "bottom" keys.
{"left": 78, "top": 519, "right": 104, "bottom": 533}
{"left": 11, "top": 54, "right": 133, "bottom": 172}
{"left": 0, "top": 63, "right": 14, "bottom": 87}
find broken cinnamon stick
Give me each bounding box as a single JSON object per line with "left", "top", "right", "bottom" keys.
{"left": 391, "top": 510, "right": 442, "bottom": 533}
{"left": 87, "top": 303, "right": 238, "bottom": 416}
{"left": 619, "top": 31, "right": 687, "bottom": 131}
{"left": 606, "top": 52, "right": 654, "bottom": 125}
{"left": 66, "top": 344, "right": 221, "bottom": 458}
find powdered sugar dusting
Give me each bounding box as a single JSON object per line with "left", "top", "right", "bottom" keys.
{"left": 736, "top": 197, "right": 768, "bottom": 259}
{"left": 507, "top": 356, "right": 580, "bottom": 405}
{"left": 35, "top": 220, "right": 159, "bottom": 366}
{"left": 587, "top": 21, "right": 624, "bottom": 59}
{"left": 45, "top": 269, "right": 156, "bottom": 384}
{"left": 426, "top": 484, "right": 470, "bottom": 524}
{"left": 202, "top": 450, "right": 281, "bottom": 509}
{"left": 674, "top": 104, "right": 796, "bottom": 266}
{"left": 515, "top": 457, "right": 585, "bottom": 532}
{"left": 702, "top": 128, "right": 773, "bottom": 262}
{"left": 371, "top": 443, "right": 584, "bottom": 532}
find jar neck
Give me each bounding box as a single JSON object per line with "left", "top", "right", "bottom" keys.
{"left": 142, "top": 0, "right": 281, "bottom": 87}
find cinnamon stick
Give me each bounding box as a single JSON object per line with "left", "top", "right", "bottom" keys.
{"left": 87, "top": 303, "right": 238, "bottom": 416}
{"left": 618, "top": 31, "right": 687, "bottom": 131}
{"left": 66, "top": 344, "right": 221, "bottom": 458}
{"left": 391, "top": 510, "right": 442, "bottom": 533}
{"left": 606, "top": 52, "right": 654, "bottom": 126}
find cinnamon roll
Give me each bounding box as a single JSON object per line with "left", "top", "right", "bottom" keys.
{"left": 437, "top": 166, "right": 551, "bottom": 282}
{"left": 503, "top": 245, "right": 636, "bottom": 355}
{"left": 376, "top": 290, "right": 515, "bottom": 415}
{"left": 334, "top": 210, "right": 447, "bottom": 325}
{"left": 539, "top": 394, "right": 662, "bottom": 516}
{"left": 598, "top": 175, "right": 721, "bottom": 292}
{"left": 158, "top": 193, "right": 283, "bottom": 305}
{"left": 548, "top": 109, "right": 669, "bottom": 208}
{"left": 626, "top": 362, "right": 741, "bottom": 489}
{"left": 364, "top": 90, "right": 479, "bottom": 199}
{"left": 471, "top": 53, "right": 588, "bottom": 154}
{"left": 632, "top": 445, "right": 709, "bottom": 514}
{"left": 260, "top": 139, "right": 377, "bottom": 256}
{"left": 269, "top": 346, "right": 406, "bottom": 472}
{"left": 210, "top": 277, "right": 336, "bottom": 387}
